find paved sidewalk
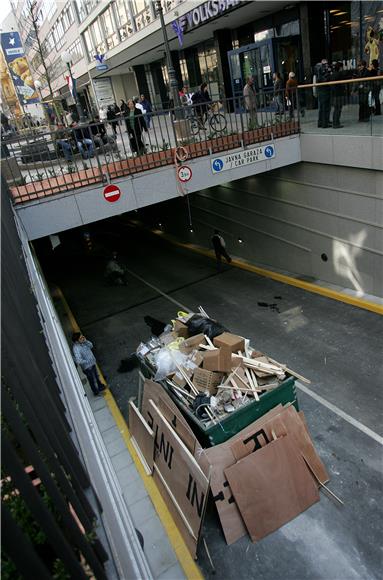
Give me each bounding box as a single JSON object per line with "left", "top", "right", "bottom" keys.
{"left": 54, "top": 293, "right": 188, "bottom": 580}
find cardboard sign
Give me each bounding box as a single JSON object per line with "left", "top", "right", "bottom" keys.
{"left": 197, "top": 405, "right": 284, "bottom": 545}
{"left": 129, "top": 401, "right": 154, "bottom": 474}
{"left": 148, "top": 400, "right": 210, "bottom": 555}
{"left": 230, "top": 405, "right": 329, "bottom": 484}
{"left": 225, "top": 435, "right": 319, "bottom": 543}
{"left": 141, "top": 380, "right": 197, "bottom": 453}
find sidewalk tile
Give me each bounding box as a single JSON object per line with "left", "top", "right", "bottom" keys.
{"left": 111, "top": 449, "right": 133, "bottom": 472}
{"left": 107, "top": 436, "right": 129, "bottom": 457}
{"left": 157, "top": 562, "right": 186, "bottom": 580}
{"left": 128, "top": 495, "right": 156, "bottom": 527}
{"left": 122, "top": 480, "right": 148, "bottom": 506}
{"left": 102, "top": 425, "right": 122, "bottom": 445}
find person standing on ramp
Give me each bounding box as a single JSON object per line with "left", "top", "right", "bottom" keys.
{"left": 211, "top": 230, "right": 232, "bottom": 270}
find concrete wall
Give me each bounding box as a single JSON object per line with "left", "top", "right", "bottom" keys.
{"left": 15, "top": 135, "right": 301, "bottom": 241}
{"left": 161, "top": 162, "right": 383, "bottom": 298}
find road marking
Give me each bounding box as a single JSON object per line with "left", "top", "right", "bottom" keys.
{"left": 150, "top": 230, "right": 383, "bottom": 316}
{"left": 124, "top": 267, "right": 191, "bottom": 312}
{"left": 296, "top": 382, "right": 383, "bottom": 446}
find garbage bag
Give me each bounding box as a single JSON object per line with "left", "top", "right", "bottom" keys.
{"left": 186, "top": 314, "right": 228, "bottom": 339}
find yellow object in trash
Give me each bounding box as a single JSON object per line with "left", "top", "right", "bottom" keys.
{"left": 177, "top": 311, "right": 189, "bottom": 319}
{"left": 167, "top": 337, "right": 185, "bottom": 350}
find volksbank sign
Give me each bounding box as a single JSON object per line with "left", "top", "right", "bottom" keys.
{"left": 174, "top": 0, "right": 241, "bottom": 34}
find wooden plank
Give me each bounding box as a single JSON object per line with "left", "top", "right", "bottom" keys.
{"left": 141, "top": 379, "right": 198, "bottom": 451}
{"left": 128, "top": 401, "right": 154, "bottom": 472}
{"left": 225, "top": 435, "right": 320, "bottom": 543}
{"left": 198, "top": 405, "right": 284, "bottom": 546}
{"left": 148, "top": 400, "right": 210, "bottom": 544}
{"left": 230, "top": 405, "right": 329, "bottom": 485}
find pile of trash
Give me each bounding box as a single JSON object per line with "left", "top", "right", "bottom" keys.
{"left": 136, "top": 308, "right": 294, "bottom": 425}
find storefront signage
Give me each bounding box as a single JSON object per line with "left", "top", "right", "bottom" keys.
{"left": 0, "top": 32, "right": 39, "bottom": 105}
{"left": 93, "top": 77, "right": 115, "bottom": 108}
{"left": 211, "top": 144, "right": 275, "bottom": 174}
{"left": 173, "top": 0, "right": 241, "bottom": 43}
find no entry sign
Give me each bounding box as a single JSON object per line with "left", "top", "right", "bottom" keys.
{"left": 178, "top": 165, "right": 192, "bottom": 183}
{"left": 103, "top": 184, "right": 121, "bottom": 203}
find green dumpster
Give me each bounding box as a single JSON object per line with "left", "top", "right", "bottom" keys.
{"left": 138, "top": 359, "right": 298, "bottom": 447}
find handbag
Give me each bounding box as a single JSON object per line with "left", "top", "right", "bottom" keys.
{"left": 368, "top": 91, "right": 375, "bottom": 108}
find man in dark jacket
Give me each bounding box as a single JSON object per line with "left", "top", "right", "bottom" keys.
{"left": 316, "top": 59, "right": 332, "bottom": 128}
{"left": 211, "top": 230, "right": 232, "bottom": 270}
{"left": 357, "top": 60, "right": 371, "bottom": 122}
{"left": 331, "top": 62, "right": 346, "bottom": 128}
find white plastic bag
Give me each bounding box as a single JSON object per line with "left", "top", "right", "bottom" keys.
{"left": 154, "top": 348, "right": 190, "bottom": 381}
{"left": 368, "top": 91, "right": 375, "bottom": 108}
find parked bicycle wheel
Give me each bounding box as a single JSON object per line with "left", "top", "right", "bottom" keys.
{"left": 190, "top": 114, "right": 201, "bottom": 135}
{"left": 209, "top": 113, "right": 227, "bottom": 134}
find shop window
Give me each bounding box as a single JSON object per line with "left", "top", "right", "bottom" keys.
{"left": 115, "top": 0, "right": 134, "bottom": 41}
{"left": 135, "top": 6, "right": 153, "bottom": 31}
{"left": 328, "top": 3, "right": 357, "bottom": 65}
{"left": 83, "top": 29, "right": 94, "bottom": 61}
{"left": 101, "top": 6, "right": 119, "bottom": 50}
{"left": 198, "top": 42, "right": 219, "bottom": 98}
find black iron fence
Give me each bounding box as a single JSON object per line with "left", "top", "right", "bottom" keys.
{"left": 1, "top": 179, "right": 109, "bottom": 579}
{"left": 1, "top": 77, "right": 381, "bottom": 205}
{"left": 1, "top": 91, "right": 298, "bottom": 203}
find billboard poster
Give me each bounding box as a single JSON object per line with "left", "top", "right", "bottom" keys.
{"left": 0, "top": 31, "right": 39, "bottom": 105}
{"left": 0, "top": 47, "right": 21, "bottom": 114}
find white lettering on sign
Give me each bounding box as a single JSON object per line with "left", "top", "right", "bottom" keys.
{"left": 211, "top": 144, "right": 275, "bottom": 174}
{"left": 174, "top": 0, "right": 240, "bottom": 35}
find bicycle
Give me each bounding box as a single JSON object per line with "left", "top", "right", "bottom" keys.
{"left": 190, "top": 102, "right": 227, "bottom": 136}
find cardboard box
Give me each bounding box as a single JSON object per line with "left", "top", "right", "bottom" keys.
{"left": 203, "top": 347, "right": 232, "bottom": 372}
{"left": 193, "top": 368, "right": 223, "bottom": 394}
{"left": 213, "top": 332, "right": 245, "bottom": 353}
{"left": 173, "top": 320, "right": 189, "bottom": 338}
{"left": 191, "top": 351, "right": 204, "bottom": 368}
{"left": 179, "top": 333, "right": 206, "bottom": 353}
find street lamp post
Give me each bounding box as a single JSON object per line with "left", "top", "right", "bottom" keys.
{"left": 61, "top": 51, "right": 86, "bottom": 124}
{"left": 154, "top": 0, "right": 182, "bottom": 120}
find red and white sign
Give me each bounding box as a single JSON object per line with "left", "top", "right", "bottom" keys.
{"left": 178, "top": 165, "right": 192, "bottom": 183}
{"left": 103, "top": 184, "right": 121, "bottom": 203}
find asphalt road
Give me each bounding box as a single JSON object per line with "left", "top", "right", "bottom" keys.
{"left": 37, "top": 221, "right": 383, "bottom": 580}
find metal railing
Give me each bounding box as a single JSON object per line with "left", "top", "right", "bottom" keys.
{"left": 1, "top": 92, "right": 299, "bottom": 204}
{"left": 5, "top": 74, "right": 382, "bottom": 205}
{"left": 297, "top": 75, "right": 383, "bottom": 137}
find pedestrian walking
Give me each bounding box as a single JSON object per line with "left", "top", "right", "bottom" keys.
{"left": 243, "top": 76, "right": 257, "bottom": 128}
{"left": 211, "top": 230, "right": 232, "bottom": 270}
{"left": 356, "top": 60, "right": 370, "bottom": 122}
{"left": 126, "top": 99, "right": 147, "bottom": 155}
{"left": 331, "top": 62, "right": 346, "bottom": 128}
{"left": 107, "top": 104, "right": 119, "bottom": 136}
{"left": 273, "top": 71, "right": 284, "bottom": 119}
{"left": 369, "top": 59, "right": 381, "bottom": 116}
{"left": 285, "top": 72, "right": 298, "bottom": 120}
{"left": 72, "top": 333, "right": 105, "bottom": 396}
{"left": 119, "top": 99, "right": 129, "bottom": 131}
{"left": 140, "top": 94, "right": 153, "bottom": 128}
{"left": 315, "top": 59, "right": 332, "bottom": 128}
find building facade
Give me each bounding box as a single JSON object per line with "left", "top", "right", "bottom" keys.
{"left": 9, "top": 0, "right": 383, "bottom": 115}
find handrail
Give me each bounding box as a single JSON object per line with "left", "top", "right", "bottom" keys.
{"left": 298, "top": 75, "right": 383, "bottom": 89}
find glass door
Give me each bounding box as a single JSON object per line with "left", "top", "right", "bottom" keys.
{"left": 228, "top": 40, "right": 274, "bottom": 108}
